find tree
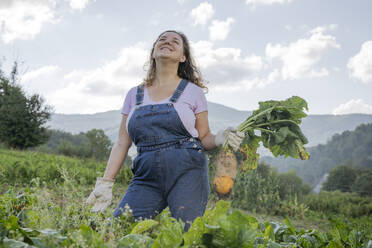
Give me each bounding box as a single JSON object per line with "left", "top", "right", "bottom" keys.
{"left": 86, "top": 129, "right": 113, "bottom": 161}
{"left": 351, "top": 168, "right": 372, "bottom": 197}
{"left": 277, "top": 170, "right": 311, "bottom": 200}
{"left": 322, "top": 165, "right": 357, "bottom": 192}
{"left": 0, "top": 62, "right": 52, "bottom": 149}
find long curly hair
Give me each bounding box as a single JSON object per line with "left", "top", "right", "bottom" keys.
{"left": 143, "top": 30, "right": 207, "bottom": 90}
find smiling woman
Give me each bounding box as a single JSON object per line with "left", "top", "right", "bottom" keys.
{"left": 86, "top": 30, "right": 244, "bottom": 231}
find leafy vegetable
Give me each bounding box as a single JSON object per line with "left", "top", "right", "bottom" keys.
{"left": 213, "top": 96, "right": 310, "bottom": 195}
{"left": 236, "top": 96, "right": 310, "bottom": 172}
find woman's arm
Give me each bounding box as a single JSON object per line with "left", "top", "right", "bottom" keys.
{"left": 195, "top": 111, "right": 217, "bottom": 151}
{"left": 103, "top": 115, "right": 133, "bottom": 180}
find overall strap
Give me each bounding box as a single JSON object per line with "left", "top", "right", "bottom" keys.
{"left": 135, "top": 84, "right": 145, "bottom": 105}
{"left": 170, "top": 79, "right": 188, "bottom": 103}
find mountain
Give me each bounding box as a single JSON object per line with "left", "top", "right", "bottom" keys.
{"left": 47, "top": 101, "right": 372, "bottom": 148}
{"left": 47, "top": 101, "right": 251, "bottom": 142}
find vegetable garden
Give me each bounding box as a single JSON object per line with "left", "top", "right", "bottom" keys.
{"left": 1, "top": 146, "right": 372, "bottom": 247}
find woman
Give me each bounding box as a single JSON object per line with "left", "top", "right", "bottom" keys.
{"left": 86, "top": 30, "right": 243, "bottom": 230}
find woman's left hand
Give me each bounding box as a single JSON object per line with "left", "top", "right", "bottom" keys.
{"left": 215, "top": 127, "right": 245, "bottom": 151}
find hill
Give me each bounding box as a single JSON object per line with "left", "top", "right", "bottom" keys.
{"left": 262, "top": 123, "right": 372, "bottom": 188}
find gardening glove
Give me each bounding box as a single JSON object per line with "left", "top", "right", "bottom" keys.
{"left": 86, "top": 177, "right": 114, "bottom": 212}
{"left": 215, "top": 127, "right": 245, "bottom": 151}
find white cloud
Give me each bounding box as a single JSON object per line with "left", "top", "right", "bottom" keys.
{"left": 15, "top": 43, "right": 150, "bottom": 114}
{"left": 265, "top": 25, "right": 340, "bottom": 80}
{"left": 19, "top": 65, "right": 63, "bottom": 100}
{"left": 209, "top": 18, "right": 235, "bottom": 41}
{"left": 309, "top": 24, "right": 338, "bottom": 34}
{"left": 256, "top": 69, "right": 280, "bottom": 88}
{"left": 190, "top": 2, "right": 214, "bottom": 26}
{"left": 333, "top": 99, "right": 372, "bottom": 115}
{"left": 223, "top": 69, "right": 280, "bottom": 91}
{"left": 64, "top": 43, "right": 148, "bottom": 96}
{"left": 54, "top": 43, "right": 149, "bottom": 114}
{"left": 0, "top": 0, "right": 57, "bottom": 43}
{"left": 347, "top": 41, "right": 372, "bottom": 83}
{"left": 22, "top": 65, "right": 60, "bottom": 82}
{"left": 192, "top": 40, "right": 264, "bottom": 87}
{"left": 69, "top": 0, "right": 91, "bottom": 10}
{"left": 246, "top": 0, "right": 294, "bottom": 7}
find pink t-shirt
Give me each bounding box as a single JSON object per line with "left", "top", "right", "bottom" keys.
{"left": 121, "top": 82, "right": 208, "bottom": 138}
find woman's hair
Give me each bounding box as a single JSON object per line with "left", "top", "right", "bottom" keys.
{"left": 143, "top": 30, "right": 207, "bottom": 90}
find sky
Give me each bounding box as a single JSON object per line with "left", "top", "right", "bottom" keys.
{"left": 0, "top": 0, "right": 371, "bottom": 115}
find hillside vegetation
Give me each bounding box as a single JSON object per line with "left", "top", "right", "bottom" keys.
{"left": 263, "top": 123, "right": 372, "bottom": 187}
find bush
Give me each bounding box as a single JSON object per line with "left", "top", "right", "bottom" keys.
{"left": 351, "top": 169, "right": 372, "bottom": 197}
{"left": 305, "top": 191, "right": 372, "bottom": 218}
{"left": 277, "top": 170, "right": 312, "bottom": 201}
{"left": 57, "top": 139, "right": 91, "bottom": 158}
{"left": 322, "top": 164, "right": 372, "bottom": 197}
{"left": 322, "top": 165, "right": 357, "bottom": 192}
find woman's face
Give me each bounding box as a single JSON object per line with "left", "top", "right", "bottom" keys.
{"left": 152, "top": 32, "right": 186, "bottom": 63}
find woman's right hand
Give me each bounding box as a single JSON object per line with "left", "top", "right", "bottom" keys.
{"left": 86, "top": 115, "right": 131, "bottom": 212}
{"left": 86, "top": 177, "right": 115, "bottom": 212}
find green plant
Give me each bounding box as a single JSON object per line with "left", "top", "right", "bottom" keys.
{"left": 238, "top": 96, "right": 310, "bottom": 172}
{"left": 0, "top": 62, "right": 52, "bottom": 149}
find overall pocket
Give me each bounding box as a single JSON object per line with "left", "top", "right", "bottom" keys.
{"left": 131, "top": 155, "right": 141, "bottom": 175}
{"left": 185, "top": 147, "right": 207, "bottom": 168}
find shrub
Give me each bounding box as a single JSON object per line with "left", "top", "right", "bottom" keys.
{"left": 305, "top": 191, "right": 372, "bottom": 218}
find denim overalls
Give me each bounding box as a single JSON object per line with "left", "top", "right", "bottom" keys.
{"left": 113, "top": 79, "right": 210, "bottom": 230}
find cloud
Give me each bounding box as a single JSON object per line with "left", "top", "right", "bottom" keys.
{"left": 63, "top": 42, "right": 149, "bottom": 96}
{"left": 19, "top": 65, "right": 63, "bottom": 101}
{"left": 17, "top": 43, "right": 150, "bottom": 114}
{"left": 69, "top": 0, "right": 92, "bottom": 10}
{"left": 333, "top": 99, "right": 372, "bottom": 115}
{"left": 256, "top": 69, "right": 280, "bottom": 88}
{"left": 347, "top": 41, "right": 372, "bottom": 84}
{"left": 0, "top": 0, "right": 58, "bottom": 43}
{"left": 245, "top": 0, "right": 294, "bottom": 7}
{"left": 265, "top": 25, "right": 340, "bottom": 80}
{"left": 190, "top": 2, "right": 214, "bottom": 26}
{"left": 54, "top": 43, "right": 149, "bottom": 114}
{"left": 192, "top": 40, "right": 264, "bottom": 87}
{"left": 223, "top": 69, "right": 280, "bottom": 91}
{"left": 22, "top": 65, "right": 60, "bottom": 82}
{"left": 209, "top": 18, "right": 235, "bottom": 41}
{"left": 309, "top": 24, "right": 338, "bottom": 34}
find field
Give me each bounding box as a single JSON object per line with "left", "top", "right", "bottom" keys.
{"left": 1, "top": 148, "right": 372, "bottom": 247}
